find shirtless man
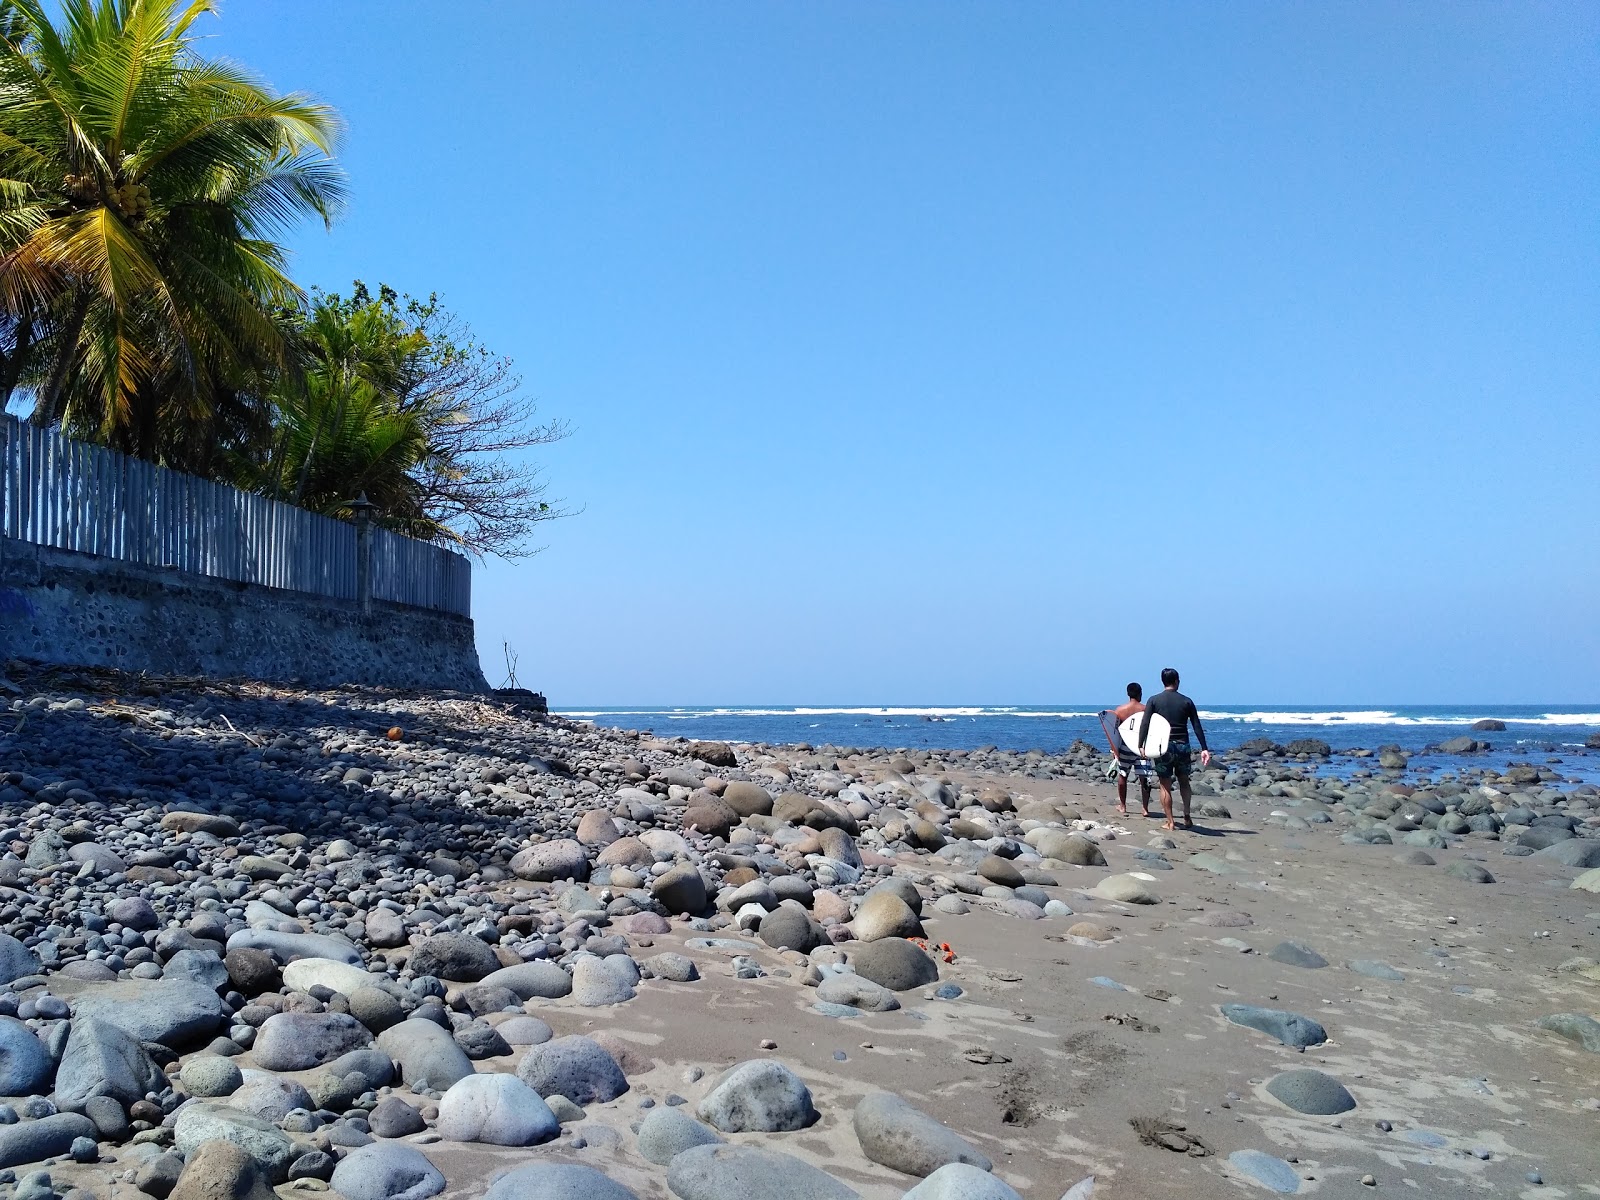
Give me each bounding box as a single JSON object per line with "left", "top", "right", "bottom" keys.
{"left": 1138, "top": 668, "right": 1212, "bottom": 831}
{"left": 1112, "top": 682, "right": 1153, "bottom": 817}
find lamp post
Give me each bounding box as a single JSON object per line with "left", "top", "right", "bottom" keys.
{"left": 347, "top": 493, "right": 375, "bottom": 617}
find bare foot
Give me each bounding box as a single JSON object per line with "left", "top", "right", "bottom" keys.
{"left": 1118, "top": 805, "right": 1127, "bottom": 816}
{"left": 1163, "top": 821, "right": 1177, "bottom": 831}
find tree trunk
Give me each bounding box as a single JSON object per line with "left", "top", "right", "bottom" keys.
{"left": 34, "top": 291, "right": 91, "bottom": 427}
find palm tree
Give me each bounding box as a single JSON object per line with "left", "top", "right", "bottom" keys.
{"left": 0, "top": 0, "right": 344, "bottom": 469}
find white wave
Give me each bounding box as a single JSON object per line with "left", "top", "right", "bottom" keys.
{"left": 558, "top": 706, "right": 1099, "bottom": 719}
{"left": 1199, "top": 710, "right": 1600, "bottom": 728}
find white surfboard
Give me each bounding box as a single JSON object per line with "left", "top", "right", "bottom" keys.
{"left": 1118, "top": 711, "right": 1171, "bottom": 759}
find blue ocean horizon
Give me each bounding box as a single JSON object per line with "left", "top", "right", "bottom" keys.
{"left": 561, "top": 704, "right": 1600, "bottom": 784}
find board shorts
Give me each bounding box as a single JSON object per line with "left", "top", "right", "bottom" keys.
{"left": 1116, "top": 753, "right": 1154, "bottom": 783}
{"left": 1154, "top": 741, "right": 1192, "bottom": 780}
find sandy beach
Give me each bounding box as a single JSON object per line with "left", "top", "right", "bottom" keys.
{"left": 0, "top": 666, "right": 1593, "bottom": 1200}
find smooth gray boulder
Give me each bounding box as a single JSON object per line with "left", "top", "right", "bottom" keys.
{"left": 758, "top": 904, "right": 826, "bottom": 954}
{"left": 479, "top": 962, "right": 572, "bottom": 1000}
{"left": 903, "top": 1163, "right": 1023, "bottom": 1200}
{"left": 849, "top": 939, "right": 939, "bottom": 992}
{"left": 0, "top": 935, "right": 40, "bottom": 986}
{"left": 0, "top": 1017, "right": 54, "bottom": 1096}
{"left": 515, "top": 1035, "right": 627, "bottom": 1105}
{"left": 484, "top": 1164, "right": 638, "bottom": 1200}
{"left": 406, "top": 934, "right": 500, "bottom": 982}
{"left": 637, "top": 1106, "right": 723, "bottom": 1166}
{"left": 853, "top": 1091, "right": 992, "bottom": 1177}
{"left": 1538, "top": 1012, "right": 1600, "bottom": 1053}
{"left": 161, "top": 948, "right": 230, "bottom": 992}
{"left": 816, "top": 975, "right": 899, "bottom": 1013}
{"left": 1445, "top": 861, "right": 1495, "bottom": 884}
{"left": 376, "top": 1020, "right": 474, "bottom": 1092}
{"left": 1220, "top": 1004, "right": 1328, "bottom": 1049}
{"left": 224, "top": 929, "right": 362, "bottom": 965}
{"left": 329, "top": 1143, "right": 445, "bottom": 1200}
{"left": 509, "top": 840, "right": 590, "bottom": 883}
{"left": 229, "top": 1076, "right": 315, "bottom": 1123}
{"left": 253, "top": 1012, "right": 371, "bottom": 1071}
{"left": 1266, "top": 940, "right": 1329, "bottom": 969}
{"left": 696, "top": 1059, "right": 817, "bottom": 1133}
{"left": 1534, "top": 839, "right": 1600, "bottom": 869}
{"left": 667, "top": 1145, "right": 859, "bottom": 1200}
{"left": 436, "top": 1073, "right": 558, "bottom": 1146}
{"left": 174, "top": 1103, "right": 296, "bottom": 1182}
{"left": 571, "top": 955, "right": 636, "bottom": 1006}
{"left": 54, "top": 1016, "right": 166, "bottom": 1109}
{"left": 1266, "top": 1069, "right": 1357, "bottom": 1115}
{"left": 0, "top": 1113, "right": 96, "bottom": 1169}
{"left": 70, "top": 979, "right": 226, "bottom": 1047}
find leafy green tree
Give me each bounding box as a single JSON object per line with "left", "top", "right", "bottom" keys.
{"left": 0, "top": 0, "right": 344, "bottom": 468}
{"left": 243, "top": 284, "right": 569, "bottom": 556}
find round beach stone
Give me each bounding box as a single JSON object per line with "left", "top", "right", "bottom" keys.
{"left": 368, "top": 1096, "right": 426, "bottom": 1138}
{"left": 230, "top": 1077, "right": 315, "bottom": 1123}
{"left": 816, "top": 974, "right": 900, "bottom": 1012}
{"left": 68, "top": 978, "right": 227, "bottom": 1047}
{"left": 1266, "top": 940, "right": 1329, "bottom": 969}
{"left": 636, "top": 1106, "right": 723, "bottom": 1166}
{"left": 902, "top": 1163, "right": 1022, "bottom": 1200}
{"left": 722, "top": 782, "right": 773, "bottom": 817}
{"left": 174, "top": 1103, "right": 296, "bottom": 1182}
{"left": 0, "top": 1113, "right": 96, "bottom": 1170}
{"left": 1091, "top": 875, "right": 1160, "bottom": 904}
{"left": 482, "top": 1164, "right": 639, "bottom": 1200}
{"left": 376, "top": 1019, "right": 475, "bottom": 1092}
{"left": 1228, "top": 1150, "right": 1302, "bottom": 1194}
{"left": 437, "top": 1072, "right": 558, "bottom": 1145}
{"left": 329, "top": 1143, "right": 444, "bottom": 1200}
{"left": 849, "top": 938, "right": 939, "bottom": 992}
{"left": 1445, "top": 862, "right": 1495, "bottom": 884}
{"left": 495, "top": 1016, "right": 553, "bottom": 1046}
{"left": 851, "top": 891, "right": 924, "bottom": 942}
{"left": 407, "top": 933, "right": 499, "bottom": 982}
{"left": 0, "top": 1017, "right": 53, "bottom": 1096}
{"left": 169, "top": 1140, "right": 276, "bottom": 1200}
{"left": 282, "top": 957, "right": 373, "bottom": 997}
{"left": 510, "top": 839, "right": 590, "bottom": 883}
{"left": 853, "top": 1091, "right": 992, "bottom": 1177}
{"left": 651, "top": 865, "right": 708, "bottom": 916}
{"left": 480, "top": 962, "right": 572, "bottom": 1000}
{"left": 180, "top": 1055, "right": 243, "bottom": 1098}
{"left": 1266, "top": 1069, "right": 1357, "bottom": 1115}
{"left": 55, "top": 1015, "right": 166, "bottom": 1108}
{"left": 515, "top": 1035, "right": 628, "bottom": 1104}
{"left": 1220, "top": 1004, "right": 1328, "bottom": 1048}
{"left": 759, "top": 904, "right": 826, "bottom": 954}
{"left": 666, "top": 1145, "right": 858, "bottom": 1200}
{"left": 254, "top": 1011, "right": 371, "bottom": 1070}
{"left": 696, "top": 1059, "right": 816, "bottom": 1133}
{"left": 1572, "top": 867, "right": 1600, "bottom": 893}
{"left": 571, "top": 955, "right": 636, "bottom": 1006}
{"left": 1029, "top": 830, "right": 1105, "bottom": 866}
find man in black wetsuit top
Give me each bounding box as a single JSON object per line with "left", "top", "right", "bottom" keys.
{"left": 1137, "top": 667, "right": 1211, "bottom": 831}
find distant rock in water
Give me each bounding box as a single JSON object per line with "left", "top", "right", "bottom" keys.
{"left": 1471, "top": 719, "right": 1506, "bottom": 731}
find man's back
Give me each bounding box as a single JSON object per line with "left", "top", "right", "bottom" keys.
{"left": 1145, "top": 689, "right": 1203, "bottom": 745}
{"left": 1113, "top": 698, "right": 1145, "bottom": 722}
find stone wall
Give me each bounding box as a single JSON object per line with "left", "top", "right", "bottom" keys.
{"left": 0, "top": 537, "right": 488, "bottom": 692}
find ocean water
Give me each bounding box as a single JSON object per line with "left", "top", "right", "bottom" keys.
{"left": 563, "top": 705, "right": 1600, "bottom": 785}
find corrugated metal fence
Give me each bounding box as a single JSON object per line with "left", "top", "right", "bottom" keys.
{"left": 0, "top": 414, "right": 470, "bottom": 617}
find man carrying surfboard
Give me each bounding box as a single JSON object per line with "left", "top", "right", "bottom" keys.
{"left": 1137, "top": 668, "right": 1212, "bottom": 831}
{"left": 1110, "top": 683, "right": 1153, "bottom": 817}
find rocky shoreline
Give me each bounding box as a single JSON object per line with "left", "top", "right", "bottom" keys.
{"left": 0, "top": 664, "right": 1592, "bottom": 1199}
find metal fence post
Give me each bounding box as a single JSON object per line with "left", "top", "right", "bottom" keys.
{"left": 349, "top": 493, "right": 374, "bottom": 618}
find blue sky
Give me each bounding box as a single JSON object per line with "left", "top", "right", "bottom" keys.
{"left": 215, "top": 2, "right": 1597, "bottom": 704}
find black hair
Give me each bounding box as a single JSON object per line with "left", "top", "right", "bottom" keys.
{"left": 1126, "top": 682, "right": 1142, "bottom": 700}
{"left": 1161, "top": 667, "right": 1179, "bottom": 688}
